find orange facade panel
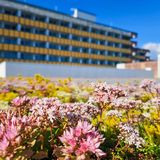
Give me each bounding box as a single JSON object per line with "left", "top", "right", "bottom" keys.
{"left": 0, "top": 28, "right": 131, "bottom": 54}
{"left": 1, "top": 14, "right": 132, "bottom": 47}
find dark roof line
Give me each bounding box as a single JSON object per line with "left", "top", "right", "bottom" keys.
{"left": 5, "top": 0, "right": 137, "bottom": 35}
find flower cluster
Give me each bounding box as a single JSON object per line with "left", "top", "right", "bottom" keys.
{"left": 0, "top": 113, "right": 33, "bottom": 158}
{"left": 59, "top": 120, "right": 106, "bottom": 159}
{"left": 0, "top": 76, "right": 159, "bottom": 159}
{"left": 140, "top": 79, "right": 157, "bottom": 93}
{"left": 60, "top": 102, "right": 100, "bottom": 123}
{"left": 92, "top": 82, "right": 126, "bottom": 104}
{"left": 106, "top": 109, "right": 122, "bottom": 118}
{"left": 118, "top": 123, "right": 145, "bottom": 148}
{"left": 111, "top": 97, "right": 141, "bottom": 110}
{"left": 30, "top": 97, "right": 61, "bottom": 124}
{"left": 11, "top": 96, "right": 31, "bottom": 107}
{"left": 11, "top": 96, "right": 100, "bottom": 125}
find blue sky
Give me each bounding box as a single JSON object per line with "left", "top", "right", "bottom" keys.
{"left": 18, "top": 0, "right": 160, "bottom": 59}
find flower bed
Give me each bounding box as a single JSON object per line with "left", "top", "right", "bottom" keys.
{"left": 0, "top": 75, "right": 159, "bottom": 159}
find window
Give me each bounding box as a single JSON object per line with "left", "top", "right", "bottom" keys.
{"left": 91, "top": 59, "right": 97, "bottom": 64}
{"left": 72, "top": 57, "right": 80, "bottom": 63}
{"left": 21, "top": 39, "right": 33, "bottom": 46}
{"left": 91, "top": 49, "right": 98, "bottom": 54}
{"left": 21, "top": 53, "right": 33, "bottom": 60}
{"left": 91, "top": 38, "right": 98, "bottom": 44}
{"left": 60, "top": 21, "right": 69, "bottom": 27}
{"left": 100, "top": 40, "right": 105, "bottom": 45}
{"left": 49, "top": 43, "right": 59, "bottom": 50}
{"left": 21, "top": 11, "right": 32, "bottom": 19}
{"left": 72, "top": 35, "right": 80, "bottom": 41}
{"left": 122, "top": 35, "right": 131, "bottom": 40}
{"left": 60, "top": 33, "right": 69, "bottom": 39}
{"left": 72, "top": 47, "right": 80, "bottom": 52}
{"left": 99, "top": 30, "right": 105, "bottom": 35}
{"left": 35, "top": 41, "right": 46, "bottom": 48}
{"left": 4, "top": 22, "right": 17, "bottom": 30}
{"left": 49, "top": 18, "right": 59, "bottom": 25}
{"left": 91, "top": 28, "right": 99, "bottom": 34}
{"left": 21, "top": 25, "right": 32, "bottom": 33}
{"left": 61, "top": 45, "right": 69, "bottom": 51}
{"left": 100, "top": 60, "right": 105, "bottom": 65}
{"left": 115, "top": 52, "right": 120, "bottom": 57}
{"left": 108, "top": 61, "right": 115, "bottom": 66}
{"left": 49, "top": 31, "right": 59, "bottom": 37}
{"left": 35, "top": 15, "right": 45, "bottom": 22}
{"left": 115, "top": 43, "right": 120, "bottom": 48}
{"left": 82, "top": 48, "right": 89, "bottom": 53}
{"left": 61, "top": 56, "right": 69, "bottom": 62}
{"left": 108, "top": 42, "right": 114, "bottom": 47}
{"left": 81, "top": 37, "right": 88, "bottom": 42}
{"left": 49, "top": 55, "right": 59, "bottom": 62}
{"left": 0, "top": 52, "right": 5, "bottom": 58}
{"left": 82, "top": 58, "right": 89, "bottom": 64}
{"left": 108, "top": 51, "right": 113, "bottom": 56}
{"left": 35, "top": 28, "right": 45, "bottom": 35}
{"left": 100, "top": 50, "right": 105, "bottom": 55}
{"left": 81, "top": 26, "right": 89, "bottom": 32}
{"left": 122, "top": 53, "right": 131, "bottom": 58}
{"left": 35, "top": 54, "right": 46, "bottom": 61}
{"left": 122, "top": 44, "right": 131, "bottom": 49}
{"left": 0, "top": 51, "right": 17, "bottom": 59}
{"left": 108, "top": 32, "right": 114, "bottom": 37}
{"left": 0, "top": 8, "right": 4, "bottom": 13}
{"left": 115, "top": 33, "right": 120, "bottom": 38}
{"left": 72, "top": 23, "right": 80, "bottom": 30}
{"left": 4, "top": 7, "right": 17, "bottom": 16}
{"left": 0, "top": 22, "right": 4, "bottom": 28}
{"left": 0, "top": 36, "right": 17, "bottom": 44}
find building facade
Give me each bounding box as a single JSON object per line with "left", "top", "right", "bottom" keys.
{"left": 117, "top": 61, "right": 157, "bottom": 79}
{"left": 132, "top": 48, "right": 150, "bottom": 62}
{"left": 0, "top": 0, "right": 149, "bottom": 67}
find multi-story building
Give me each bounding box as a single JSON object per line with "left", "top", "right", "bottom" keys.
{"left": 132, "top": 48, "right": 150, "bottom": 62}
{"left": 0, "top": 0, "right": 149, "bottom": 67}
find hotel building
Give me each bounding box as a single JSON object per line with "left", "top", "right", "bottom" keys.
{"left": 0, "top": 0, "right": 149, "bottom": 67}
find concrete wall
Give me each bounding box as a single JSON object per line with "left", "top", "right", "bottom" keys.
{"left": 0, "top": 62, "right": 6, "bottom": 78}
{"left": 0, "top": 61, "right": 153, "bottom": 79}
{"left": 158, "top": 55, "right": 160, "bottom": 79}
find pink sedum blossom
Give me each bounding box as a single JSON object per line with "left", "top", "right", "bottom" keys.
{"left": 0, "top": 112, "right": 35, "bottom": 158}
{"left": 59, "top": 120, "right": 106, "bottom": 159}
{"left": 11, "top": 96, "right": 30, "bottom": 107}
{"left": 0, "top": 136, "right": 9, "bottom": 153}
{"left": 92, "top": 82, "right": 126, "bottom": 104}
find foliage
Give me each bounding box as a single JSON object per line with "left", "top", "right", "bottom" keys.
{"left": 0, "top": 76, "right": 159, "bottom": 159}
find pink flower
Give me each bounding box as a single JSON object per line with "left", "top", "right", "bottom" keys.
{"left": 11, "top": 96, "right": 30, "bottom": 107}
{"left": 76, "top": 140, "right": 89, "bottom": 155}
{"left": 0, "top": 113, "right": 34, "bottom": 158}
{"left": 5, "top": 124, "right": 18, "bottom": 141}
{"left": 75, "top": 121, "right": 92, "bottom": 135}
{"left": 0, "top": 124, "right": 5, "bottom": 138}
{"left": 92, "top": 82, "right": 126, "bottom": 104}
{"left": 59, "top": 120, "right": 105, "bottom": 159}
{"left": 59, "top": 128, "right": 76, "bottom": 148}
{"left": 0, "top": 136, "right": 9, "bottom": 152}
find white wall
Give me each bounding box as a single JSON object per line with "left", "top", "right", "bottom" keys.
{"left": 116, "top": 63, "right": 126, "bottom": 69}
{"left": 72, "top": 9, "right": 96, "bottom": 22}
{"left": 0, "top": 62, "right": 6, "bottom": 78}
{"left": 158, "top": 54, "right": 160, "bottom": 79}
{"left": 0, "top": 61, "right": 153, "bottom": 79}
